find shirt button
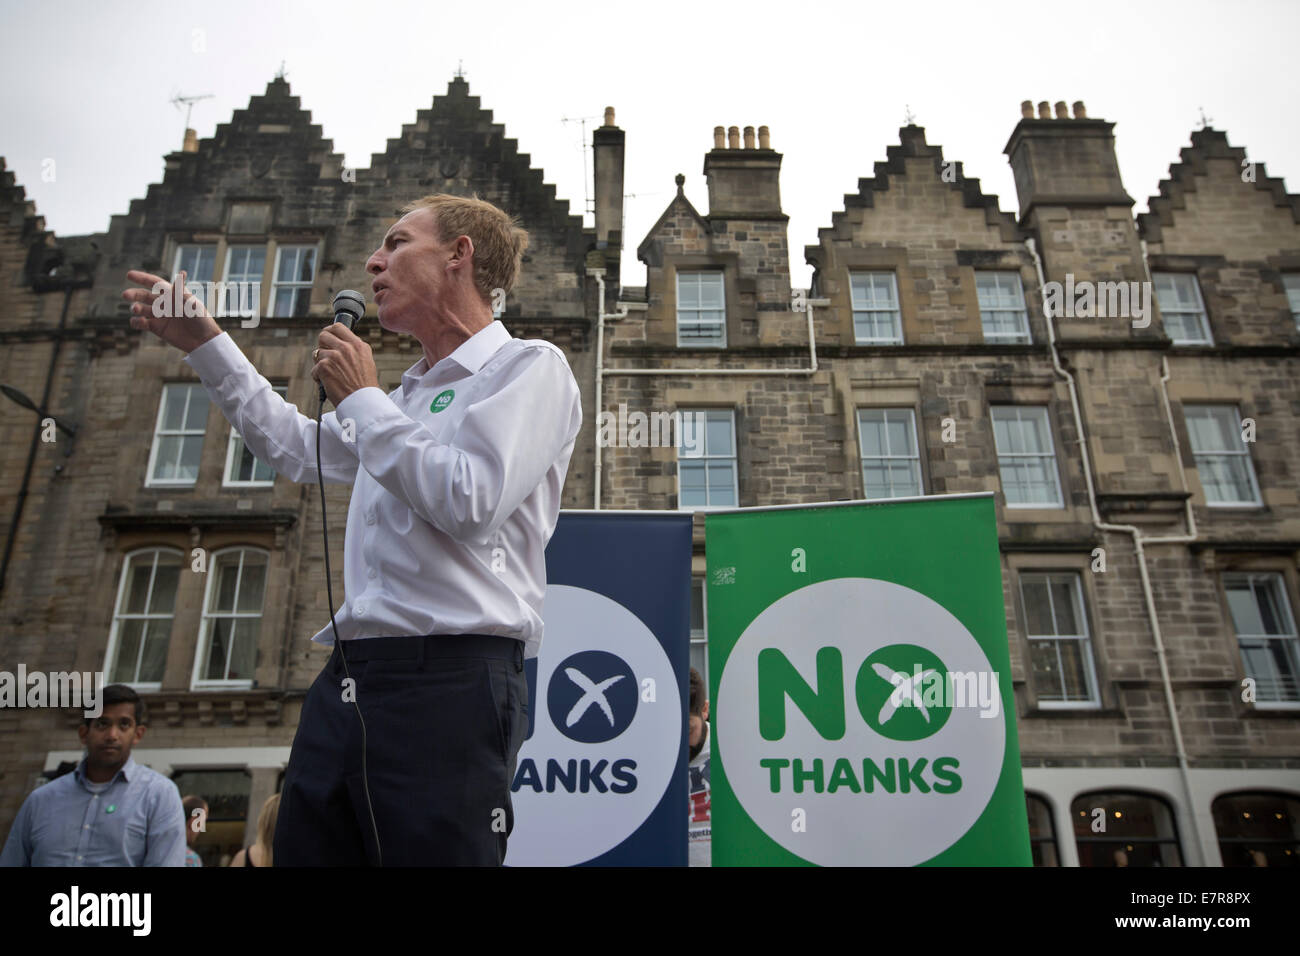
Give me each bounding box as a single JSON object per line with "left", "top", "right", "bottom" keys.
{"left": 83, "top": 825, "right": 89, "bottom": 829}
{"left": 355, "top": 603, "right": 366, "bottom": 615}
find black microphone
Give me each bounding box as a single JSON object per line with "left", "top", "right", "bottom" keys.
{"left": 318, "top": 290, "right": 367, "bottom": 403}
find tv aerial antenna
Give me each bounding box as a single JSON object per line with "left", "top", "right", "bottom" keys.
{"left": 561, "top": 113, "right": 602, "bottom": 218}
{"left": 171, "top": 92, "right": 214, "bottom": 133}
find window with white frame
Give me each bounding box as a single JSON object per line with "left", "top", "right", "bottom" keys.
{"left": 976, "top": 272, "right": 1032, "bottom": 344}
{"left": 224, "top": 384, "right": 289, "bottom": 486}
{"left": 850, "top": 272, "right": 902, "bottom": 344}
{"left": 222, "top": 245, "right": 266, "bottom": 316}
{"left": 1284, "top": 275, "right": 1300, "bottom": 331}
{"left": 857, "top": 408, "right": 922, "bottom": 498}
{"left": 1019, "top": 572, "right": 1100, "bottom": 706}
{"left": 1184, "top": 404, "right": 1261, "bottom": 506}
{"left": 194, "top": 548, "right": 268, "bottom": 686}
{"left": 678, "top": 409, "right": 737, "bottom": 509}
{"left": 271, "top": 244, "right": 317, "bottom": 317}
{"left": 676, "top": 271, "right": 726, "bottom": 347}
{"left": 146, "top": 383, "right": 210, "bottom": 486}
{"left": 105, "top": 548, "right": 182, "bottom": 687}
{"left": 1153, "top": 272, "right": 1212, "bottom": 345}
{"left": 172, "top": 244, "right": 217, "bottom": 283}
{"left": 1223, "top": 572, "right": 1300, "bottom": 705}
{"left": 691, "top": 577, "right": 708, "bottom": 693}
{"left": 991, "top": 406, "right": 1064, "bottom": 508}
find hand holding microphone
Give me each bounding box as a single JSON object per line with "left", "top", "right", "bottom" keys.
{"left": 313, "top": 290, "right": 378, "bottom": 406}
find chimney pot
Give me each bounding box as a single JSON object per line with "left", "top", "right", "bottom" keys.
{"left": 1037, "top": 101, "right": 1051, "bottom": 120}
{"left": 713, "top": 126, "right": 725, "bottom": 149}
{"left": 182, "top": 128, "right": 198, "bottom": 153}
{"left": 1072, "top": 100, "right": 1087, "bottom": 119}
{"left": 743, "top": 126, "right": 755, "bottom": 149}
{"left": 1054, "top": 101, "right": 1068, "bottom": 119}
{"left": 1021, "top": 100, "right": 1034, "bottom": 119}
{"left": 603, "top": 106, "right": 615, "bottom": 127}
{"left": 758, "top": 125, "right": 770, "bottom": 149}
{"left": 727, "top": 126, "right": 740, "bottom": 149}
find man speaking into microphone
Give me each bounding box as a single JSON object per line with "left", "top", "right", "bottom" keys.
{"left": 121, "top": 195, "right": 582, "bottom": 865}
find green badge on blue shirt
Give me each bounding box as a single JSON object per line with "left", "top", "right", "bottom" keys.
{"left": 106, "top": 805, "right": 116, "bottom": 814}
{"left": 430, "top": 389, "right": 455, "bottom": 413}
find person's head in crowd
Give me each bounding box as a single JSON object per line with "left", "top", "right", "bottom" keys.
{"left": 182, "top": 795, "right": 208, "bottom": 849}
{"left": 689, "top": 668, "right": 710, "bottom": 760}
{"left": 78, "top": 684, "right": 146, "bottom": 780}
{"left": 257, "top": 793, "right": 281, "bottom": 866}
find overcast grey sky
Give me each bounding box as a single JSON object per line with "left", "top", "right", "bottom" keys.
{"left": 3, "top": 0, "right": 1296, "bottom": 287}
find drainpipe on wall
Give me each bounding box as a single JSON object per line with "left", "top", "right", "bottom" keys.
{"left": 1025, "top": 237, "right": 1205, "bottom": 864}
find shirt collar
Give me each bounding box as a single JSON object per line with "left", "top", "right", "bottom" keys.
{"left": 75, "top": 753, "right": 135, "bottom": 787}
{"left": 402, "top": 320, "right": 512, "bottom": 389}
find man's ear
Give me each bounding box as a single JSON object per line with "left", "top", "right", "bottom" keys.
{"left": 134, "top": 724, "right": 146, "bottom": 743}
{"left": 449, "top": 234, "right": 475, "bottom": 266}
{"left": 77, "top": 724, "right": 89, "bottom": 746}
{"left": 703, "top": 700, "right": 710, "bottom": 722}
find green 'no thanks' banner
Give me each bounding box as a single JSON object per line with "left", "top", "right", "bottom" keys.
{"left": 706, "top": 493, "right": 1032, "bottom": 866}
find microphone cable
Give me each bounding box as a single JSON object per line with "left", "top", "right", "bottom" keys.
{"left": 316, "top": 367, "right": 383, "bottom": 866}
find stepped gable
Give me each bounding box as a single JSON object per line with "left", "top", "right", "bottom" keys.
{"left": 0, "top": 159, "right": 99, "bottom": 336}
{"left": 810, "top": 125, "right": 1022, "bottom": 254}
{"left": 365, "top": 76, "right": 588, "bottom": 261}
{"left": 635, "top": 173, "right": 711, "bottom": 267}
{"left": 132, "top": 75, "right": 347, "bottom": 220}
{"left": 1, "top": 156, "right": 48, "bottom": 246}
{"left": 87, "top": 76, "right": 349, "bottom": 315}
{"left": 1138, "top": 127, "right": 1300, "bottom": 242}
{"left": 1, "top": 156, "right": 54, "bottom": 299}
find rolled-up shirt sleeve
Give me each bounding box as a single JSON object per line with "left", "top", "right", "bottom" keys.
{"left": 335, "top": 345, "right": 581, "bottom": 543}
{"left": 184, "top": 332, "right": 360, "bottom": 485}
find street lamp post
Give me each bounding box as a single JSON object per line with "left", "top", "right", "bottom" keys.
{"left": 0, "top": 384, "right": 80, "bottom": 598}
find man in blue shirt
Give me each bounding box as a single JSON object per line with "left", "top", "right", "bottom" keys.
{"left": 0, "top": 684, "right": 186, "bottom": 866}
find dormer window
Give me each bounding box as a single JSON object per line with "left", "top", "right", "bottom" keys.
{"left": 677, "top": 271, "right": 726, "bottom": 347}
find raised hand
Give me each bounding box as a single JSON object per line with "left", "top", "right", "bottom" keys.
{"left": 121, "top": 270, "right": 223, "bottom": 354}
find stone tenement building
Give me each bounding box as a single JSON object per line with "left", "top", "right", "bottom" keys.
{"left": 1, "top": 79, "right": 1297, "bottom": 866}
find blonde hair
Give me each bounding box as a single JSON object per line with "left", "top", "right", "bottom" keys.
{"left": 256, "top": 792, "right": 280, "bottom": 867}
{"left": 400, "top": 193, "right": 530, "bottom": 302}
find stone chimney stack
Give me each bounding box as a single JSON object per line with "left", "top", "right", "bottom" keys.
{"left": 592, "top": 106, "right": 625, "bottom": 254}
{"left": 1004, "top": 100, "right": 1133, "bottom": 219}
{"left": 704, "top": 124, "right": 784, "bottom": 219}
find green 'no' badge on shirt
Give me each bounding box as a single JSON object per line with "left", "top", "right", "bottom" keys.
{"left": 430, "top": 389, "right": 455, "bottom": 413}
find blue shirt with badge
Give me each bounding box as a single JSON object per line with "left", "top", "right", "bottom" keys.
{"left": 0, "top": 755, "right": 186, "bottom": 866}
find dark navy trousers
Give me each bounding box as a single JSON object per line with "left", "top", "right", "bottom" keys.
{"left": 274, "top": 633, "right": 528, "bottom": 866}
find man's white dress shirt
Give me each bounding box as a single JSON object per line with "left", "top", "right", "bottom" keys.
{"left": 184, "top": 320, "right": 582, "bottom": 660}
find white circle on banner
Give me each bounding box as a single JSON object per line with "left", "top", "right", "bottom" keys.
{"left": 717, "top": 577, "right": 1005, "bottom": 866}
{"left": 504, "top": 584, "right": 681, "bottom": 866}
